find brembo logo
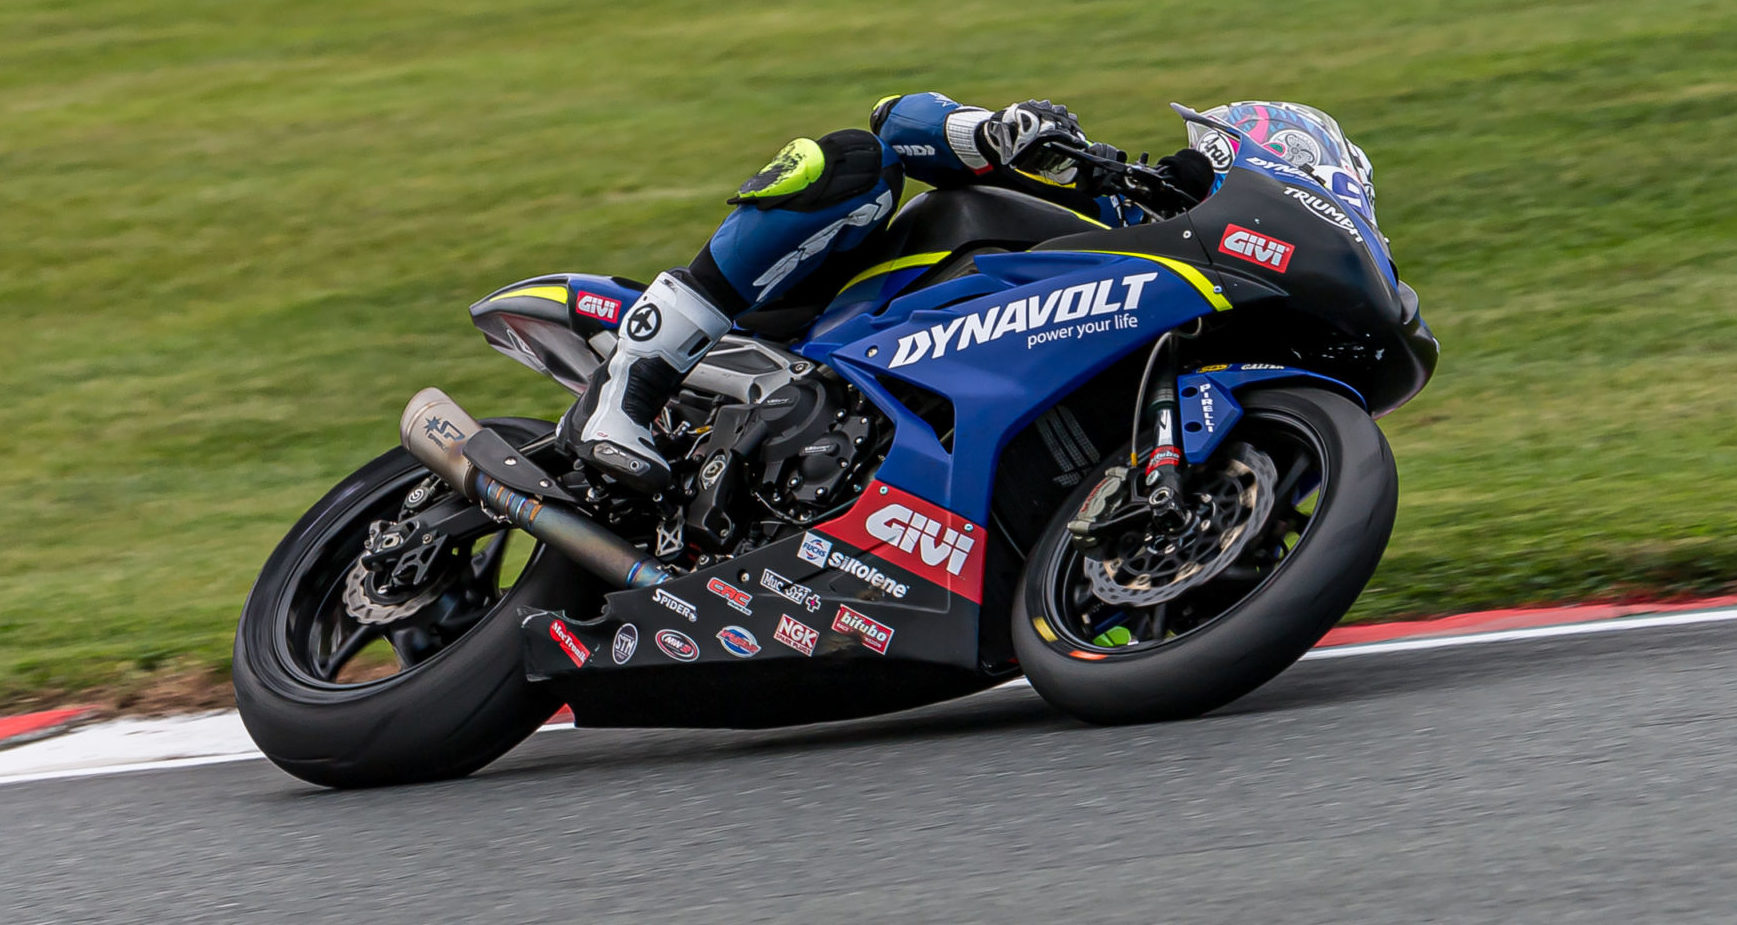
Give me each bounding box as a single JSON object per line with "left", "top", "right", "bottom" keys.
{"left": 888, "top": 272, "right": 1160, "bottom": 368}
{"left": 1218, "top": 224, "right": 1295, "bottom": 273}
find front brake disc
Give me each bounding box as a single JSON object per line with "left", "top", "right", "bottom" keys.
{"left": 1082, "top": 443, "right": 1277, "bottom": 607}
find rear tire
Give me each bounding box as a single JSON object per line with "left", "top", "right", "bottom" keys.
{"left": 1011, "top": 387, "right": 1396, "bottom": 724}
{"left": 233, "top": 419, "right": 569, "bottom": 788}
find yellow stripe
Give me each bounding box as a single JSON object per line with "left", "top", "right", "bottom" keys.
{"left": 488, "top": 285, "right": 569, "bottom": 304}
{"left": 840, "top": 251, "right": 951, "bottom": 293}
{"left": 1085, "top": 251, "right": 1232, "bottom": 311}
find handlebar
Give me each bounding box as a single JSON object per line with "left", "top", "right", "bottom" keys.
{"left": 1037, "top": 140, "right": 1203, "bottom": 210}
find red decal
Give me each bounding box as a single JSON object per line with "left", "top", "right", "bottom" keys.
{"left": 831, "top": 605, "right": 894, "bottom": 655}
{"left": 706, "top": 577, "right": 753, "bottom": 615}
{"left": 816, "top": 483, "right": 985, "bottom": 603}
{"left": 575, "top": 291, "right": 622, "bottom": 323}
{"left": 774, "top": 614, "right": 819, "bottom": 656}
{"left": 1144, "top": 446, "right": 1181, "bottom": 474}
{"left": 549, "top": 621, "right": 591, "bottom": 669}
{"left": 1217, "top": 223, "right": 1295, "bottom": 273}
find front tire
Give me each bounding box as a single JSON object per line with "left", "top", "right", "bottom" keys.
{"left": 233, "top": 419, "right": 572, "bottom": 788}
{"left": 1011, "top": 387, "right": 1397, "bottom": 724}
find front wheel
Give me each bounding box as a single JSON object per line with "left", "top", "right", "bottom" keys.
{"left": 1011, "top": 387, "right": 1397, "bottom": 724}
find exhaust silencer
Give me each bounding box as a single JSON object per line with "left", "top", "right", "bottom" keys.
{"left": 399, "top": 387, "right": 670, "bottom": 589}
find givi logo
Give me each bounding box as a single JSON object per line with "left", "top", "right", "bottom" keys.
{"left": 1217, "top": 223, "right": 1295, "bottom": 273}
{"left": 816, "top": 483, "right": 985, "bottom": 602}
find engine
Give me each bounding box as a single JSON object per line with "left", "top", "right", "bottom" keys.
{"left": 669, "top": 374, "right": 881, "bottom": 556}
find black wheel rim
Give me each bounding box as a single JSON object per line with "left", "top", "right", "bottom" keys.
{"left": 1039, "top": 404, "right": 1331, "bottom": 656}
{"left": 271, "top": 455, "right": 544, "bottom": 690}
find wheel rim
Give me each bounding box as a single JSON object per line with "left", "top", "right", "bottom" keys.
{"left": 271, "top": 458, "right": 541, "bottom": 690}
{"left": 1038, "top": 404, "right": 1331, "bottom": 656}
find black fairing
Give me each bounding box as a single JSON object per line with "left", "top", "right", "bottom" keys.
{"left": 1039, "top": 167, "right": 1437, "bottom": 415}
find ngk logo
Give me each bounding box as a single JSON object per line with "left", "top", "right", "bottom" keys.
{"left": 864, "top": 504, "right": 976, "bottom": 577}
{"left": 1217, "top": 223, "right": 1295, "bottom": 273}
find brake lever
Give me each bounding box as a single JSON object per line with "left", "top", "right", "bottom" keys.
{"left": 1037, "top": 140, "right": 1201, "bottom": 207}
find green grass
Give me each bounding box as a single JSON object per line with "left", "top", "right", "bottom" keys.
{"left": 2, "top": 0, "right": 1735, "bottom": 704}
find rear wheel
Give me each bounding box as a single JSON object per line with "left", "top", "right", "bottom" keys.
{"left": 1011, "top": 387, "right": 1396, "bottom": 723}
{"left": 233, "top": 418, "right": 579, "bottom": 788}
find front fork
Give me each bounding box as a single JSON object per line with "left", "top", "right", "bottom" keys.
{"left": 1065, "top": 333, "right": 1192, "bottom": 551}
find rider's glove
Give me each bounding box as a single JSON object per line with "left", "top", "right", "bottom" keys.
{"left": 1155, "top": 148, "right": 1214, "bottom": 204}
{"left": 977, "top": 100, "right": 1093, "bottom": 186}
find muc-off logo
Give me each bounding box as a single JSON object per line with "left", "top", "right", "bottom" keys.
{"left": 865, "top": 504, "right": 976, "bottom": 577}
{"left": 1218, "top": 224, "right": 1295, "bottom": 273}
{"left": 887, "top": 273, "right": 1160, "bottom": 368}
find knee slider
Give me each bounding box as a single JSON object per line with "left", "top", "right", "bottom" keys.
{"left": 730, "top": 129, "right": 902, "bottom": 212}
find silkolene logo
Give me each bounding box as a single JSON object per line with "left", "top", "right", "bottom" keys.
{"left": 816, "top": 483, "right": 985, "bottom": 602}
{"left": 1217, "top": 223, "right": 1295, "bottom": 273}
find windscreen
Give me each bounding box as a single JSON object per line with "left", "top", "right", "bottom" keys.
{"left": 1186, "top": 101, "right": 1379, "bottom": 228}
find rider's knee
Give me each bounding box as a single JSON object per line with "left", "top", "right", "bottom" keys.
{"left": 730, "top": 129, "right": 904, "bottom": 212}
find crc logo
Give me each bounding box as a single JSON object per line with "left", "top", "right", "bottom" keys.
{"left": 864, "top": 503, "right": 977, "bottom": 577}
{"left": 1217, "top": 223, "right": 1295, "bottom": 273}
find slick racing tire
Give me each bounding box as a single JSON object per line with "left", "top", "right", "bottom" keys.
{"left": 233, "top": 418, "right": 565, "bottom": 788}
{"left": 1011, "top": 387, "right": 1397, "bottom": 724}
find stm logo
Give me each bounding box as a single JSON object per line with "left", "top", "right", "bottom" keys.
{"left": 866, "top": 504, "right": 976, "bottom": 577}
{"left": 1217, "top": 224, "right": 1295, "bottom": 273}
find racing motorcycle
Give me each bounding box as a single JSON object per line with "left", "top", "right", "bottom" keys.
{"left": 234, "top": 104, "right": 1437, "bottom": 788}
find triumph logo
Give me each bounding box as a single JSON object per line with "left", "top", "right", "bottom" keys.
{"left": 887, "top": 272, "right": 1160, "bottom": 368}
{"left": 864, "top": 504, "right": 976, "bottom": 577}
{"left": 1218, "top": 224, "right": 1295, "bottom": 273}
{"left": 1280, "top": 187, "right": 1362, "bottom": 242}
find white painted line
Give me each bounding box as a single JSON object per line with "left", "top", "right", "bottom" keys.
{"left": 1302, "top": 607, "right": 1737, "bottom": 660}
{"left": 4, "top": 606, "right": 1735, "bottom": 787}
{"left": 0, "top": 753, "right": 262, "bottom": 787}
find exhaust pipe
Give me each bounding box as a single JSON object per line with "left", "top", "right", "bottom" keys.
{"left": 400, "top": 387, "right": 670, "bottom": 589}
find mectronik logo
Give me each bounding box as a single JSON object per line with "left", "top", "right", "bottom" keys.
{"left": 815, "top": 483, "right": 985, "bottom": 602}
{"left": 1217, "top": 224, "right": 1295, "bottom": 273}
{"left": 888, "top": 272, "right": 1161, "bottom": 368}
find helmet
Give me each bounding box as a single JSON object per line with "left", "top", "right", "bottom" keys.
{"left": 1187, "top": 101, "right": 1377, "bottom": 223}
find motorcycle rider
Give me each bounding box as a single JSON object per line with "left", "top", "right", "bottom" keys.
{"left": 566, "top": 93, "right": 1217, "bottom": 492}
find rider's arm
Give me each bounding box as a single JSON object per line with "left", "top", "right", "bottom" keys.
{"left": 869, "top": 92, "right": 997, "bottom": 187}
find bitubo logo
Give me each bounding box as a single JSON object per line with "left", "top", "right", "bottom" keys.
{"left": 653, "top": 588, "right": 697, "bottom": 622}
{"left": 707, "top": 577, "right": 753, "bottom": 615}
{"left": 887, "top": 273, "right": 1160, "bottom": 368}
{"left": 574, "top": 291, "right": 622, "bottom": 323}
{"left": 865, "top": 504, "right": 976, "bottom": 577}
{"left": 1279, "top": 187, "right": 1362, "bottom": 242}
{"left": 1218, "top": 224, "right": 1295, "bottom": 273}
{"left": 832, "top": 605, "right": 894, "bottom": 655}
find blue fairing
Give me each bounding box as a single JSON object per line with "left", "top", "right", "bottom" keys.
{"left": 798, "top": 251, "right": 1227, "bottom": 524}
{"left": 1179, "top": 365, "right": 1364, "bottom": 463}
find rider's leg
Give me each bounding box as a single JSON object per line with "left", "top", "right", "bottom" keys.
{"left": 569, "top": 129, "right": 903, "bottom": 491}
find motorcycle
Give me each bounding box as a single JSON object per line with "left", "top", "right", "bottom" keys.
{"left": 234, "top": 104, "right": 1437, "bottom": 788}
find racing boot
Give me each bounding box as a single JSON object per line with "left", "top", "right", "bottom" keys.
{"left": 566, "top": 270, "right": 733, "bottom": 493}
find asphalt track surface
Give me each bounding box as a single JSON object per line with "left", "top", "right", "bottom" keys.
{"left": 5, "top": 622, "right": 1737, "bottom": 924}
